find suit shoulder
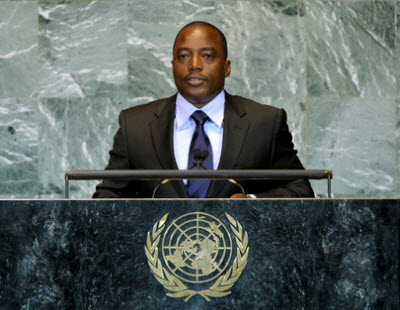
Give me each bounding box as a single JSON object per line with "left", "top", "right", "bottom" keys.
{"left": 122, "top": 96, "right": 174, "bottom": 114}
{"left": 230, "top": 95, "right": 283, "bottom": 116}
{"left": 120, "top": 95, "right": 175, "bottom": 120}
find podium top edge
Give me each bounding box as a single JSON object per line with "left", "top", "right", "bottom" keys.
{"left": 65, "top": 169, "right": 333, "bottom": 180}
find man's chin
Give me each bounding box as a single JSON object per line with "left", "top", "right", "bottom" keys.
{"left": 179, "top": 88, "right": 221, "bottom": 107}
{"left": 181, "top": 92, "right": 209, "bottom": 106}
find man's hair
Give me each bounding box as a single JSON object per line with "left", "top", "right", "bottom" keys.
{"left": 173, "top": 21, "right": 228, "bottom": 60}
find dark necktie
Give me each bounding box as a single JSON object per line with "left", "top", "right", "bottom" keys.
{"left": 187, "top": 110, "right": 213, "bottom": 198}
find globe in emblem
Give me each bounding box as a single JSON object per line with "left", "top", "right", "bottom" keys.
{"left": 162, "top": 212, "right": 233, "bottom": 284}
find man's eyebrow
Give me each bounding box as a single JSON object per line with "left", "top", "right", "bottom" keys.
{"left": 176, "top": 47, "right": 190, "bottom": 53}
{"left": 200, "top": 47, "right": 216, "bottom": 53}
{"left": 175, "top": 47, "right": 216, "bottom": 53}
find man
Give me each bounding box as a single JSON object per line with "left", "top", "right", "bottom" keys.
{"left": 93, "top": 21, "right": 314, "bottom": 198}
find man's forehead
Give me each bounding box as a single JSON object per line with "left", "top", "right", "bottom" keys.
{"left": 174, "top": 26, "right": 222, "bottom": 48}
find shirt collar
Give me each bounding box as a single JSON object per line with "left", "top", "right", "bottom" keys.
{"left": 175, "top": 90, "right": 225, "bottom": 130}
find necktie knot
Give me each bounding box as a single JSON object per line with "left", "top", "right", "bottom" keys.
{"left": 191, "top": 110, "right": 209, "bottom": 126}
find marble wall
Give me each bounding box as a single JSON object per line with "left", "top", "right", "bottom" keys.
{"left": 0, "top": 0, "right": 399, "bottom": 198}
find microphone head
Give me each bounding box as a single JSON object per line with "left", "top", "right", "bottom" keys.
{"left": 200, "top": 150, "right": 209, "bottom": 160}
{"left": 193, "top": 149, "right": 201, "bottom": 161}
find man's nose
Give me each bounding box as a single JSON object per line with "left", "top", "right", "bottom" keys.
{"left": 189, "top": 54, "right": 202, "bottom": 71}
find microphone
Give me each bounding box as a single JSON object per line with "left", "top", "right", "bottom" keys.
{"left": 152, "top": 179, "right": 170, "bottom": 198}
{"left": 153, "top": 149, "right": 206, "bottom": 198}
{"left": 152, "top": 149, "right": 247, "bottom": 198}
{"left": 188, "top": 149, "right": 209, "bottom": 169}
{"left": 199, "top": 150, "right": 209, "bottom": 169}
{"left": 188, "top": 149, "right": 247, "bottom": 198}
{"left": 151, "top": 149, "right": 208, "bottom": 199}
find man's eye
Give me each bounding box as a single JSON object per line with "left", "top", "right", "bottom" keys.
{"left": 203, "top": 54, "right": 213, "bottom": 59}
{"left": 178, "top": 54, "right": 189, "bottom": 59}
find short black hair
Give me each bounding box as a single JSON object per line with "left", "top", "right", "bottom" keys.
{"left": 173, "top": 21, "right": 228, "bottom": 60}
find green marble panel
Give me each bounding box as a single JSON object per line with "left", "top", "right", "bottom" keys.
{"left": 38, "top": 0, "right": 128, "bottom": 98}
{"left": 224, "top": 0, "right": 306, "bottom": 99}
{"left": 0, "top": 1, "right": 38, "bottom": 99}
{"left": 305, "top": 97, "right": 397, "bottom": 197}
{"left": 397, "top": 3, "right": 400, "bottom": 194}
{"left": 304, "top": 0, "right": 397, "bottom": 97}
{"left": 0, "top": 99, "right": 38, "bottom": 197}
{"left": 396, "top": 98, "right": 400, "bottom": 196}
{"left": 127, "top": 0, "right": 306, "bottom": 99}
{"left": 38, "top": 97, "right": 130, "bottom": 198}
{"left": 37, "top": 99, "right": 68, "bottom": 197}
{"left": 0, "top": 0, "right": 397, "bottom": 198}
{"left": 397, "top": 1, "right": 400, "bottom": 96}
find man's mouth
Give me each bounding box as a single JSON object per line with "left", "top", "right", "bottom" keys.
{"left": 185, "top": 77, "right": 206, "bottom": 86}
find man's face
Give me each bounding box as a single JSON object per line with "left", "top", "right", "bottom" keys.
{"left": 171, "top": 25, "right": 231, "bottom": 108}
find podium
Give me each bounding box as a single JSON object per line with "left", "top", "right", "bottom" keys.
{"left": 0, "top": 199, "right": 398, "bottom": 309}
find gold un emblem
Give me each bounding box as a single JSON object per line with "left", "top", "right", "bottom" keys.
{"left": 145, "top": 212, "right": 249, "bottom": 302}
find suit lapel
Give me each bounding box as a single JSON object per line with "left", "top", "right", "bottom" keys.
{"left": 206, "top": 92, "right": 250, "bottom": 198}
{"left": 150, "top": 94, "right": 189, "bottom": 198}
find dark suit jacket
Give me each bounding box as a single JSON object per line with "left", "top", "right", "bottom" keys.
{"left": 93, "top": 92, "right": 314, "bottom": 198}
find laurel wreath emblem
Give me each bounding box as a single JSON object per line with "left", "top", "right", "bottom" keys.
{"left": 144, "top": 212, "right": 249, "bottom": 302}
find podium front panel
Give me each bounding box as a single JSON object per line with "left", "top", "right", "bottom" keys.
{"left": 0, "top": 199, "right": 398, "bottom": 309}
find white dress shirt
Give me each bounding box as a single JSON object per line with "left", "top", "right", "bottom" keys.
{"left": 173, "top": 91, "right": 225, "bottom": 176}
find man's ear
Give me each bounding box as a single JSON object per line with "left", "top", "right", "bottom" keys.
{"left": 224, "top": 60, "right": 231, "bottom": 78}
{"left": 171, "top": 59, "right": 175, "bottom": 75}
